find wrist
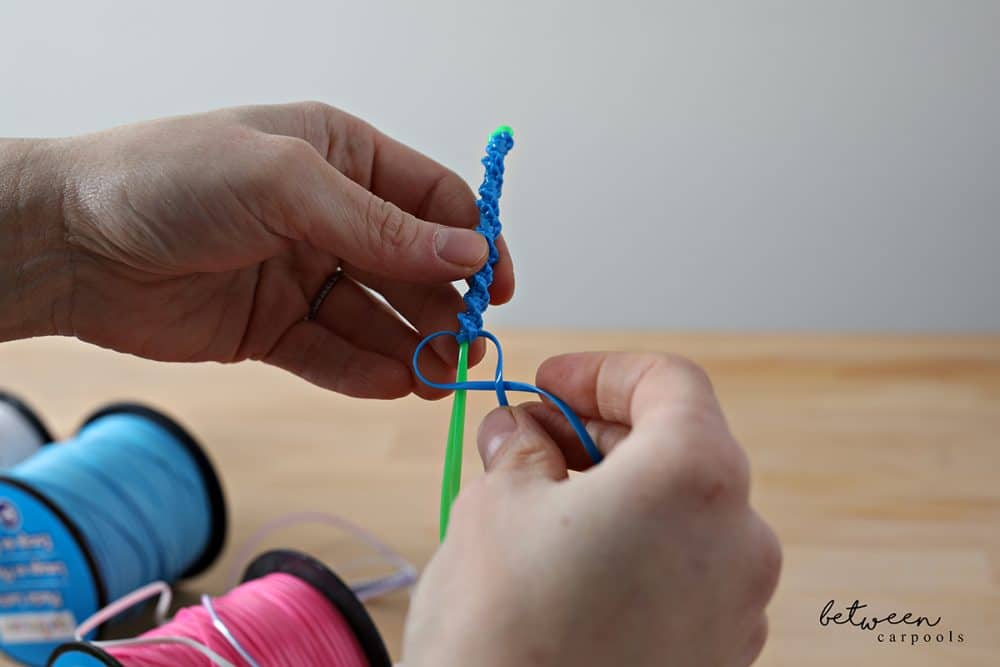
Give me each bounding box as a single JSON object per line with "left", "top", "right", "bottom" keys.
{"left": 0, "top": 138, "right": 75, "bottom": 341}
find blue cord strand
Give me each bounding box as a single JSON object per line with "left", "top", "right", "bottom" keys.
{"left": 456, "top": 130, "right": 514, "bottom": 343}
{"left": 6, "top": 413, "right": 214, "bottom": 601}
{"left": 414, "top": 332, "right": 603, "bottom": 464}
{"left": 414, "top": 128, "right": 603, "bottom": 465}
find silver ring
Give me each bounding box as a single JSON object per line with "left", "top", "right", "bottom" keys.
{"left": 307, "top": 269, "right": 345, "bottom": 321}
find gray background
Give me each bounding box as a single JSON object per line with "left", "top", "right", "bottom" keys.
{"left": 2, "top": 0, "right": 997, "bottom": 331}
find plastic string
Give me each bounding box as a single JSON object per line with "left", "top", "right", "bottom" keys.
{"left": 434, "top": 126, "right": 511, "bottom": 540}
{"left": 0, "top": 392, "right": 52, "bottom": 468}
{"left": 414, "top": 330, "right": 603, "bottom": 464}
{"left": 80, "top": 574, "right": 369, "bottom": 667}
{"left": 5, "top": 412, "right": 214, "bottom": 603}
{"left": 226, "top": 511, "right": 417, "bottom": 601}
{"left": 75, "top": 582, "right": 239, "bottom": 666}
{"left": 414, "top": 127, "right": 602, "bottom": 540}
{"left": 76, "top": 581, "right": 174, "bottom": 638}
{"left": 455, "top": 126, "right": 513, "bottom": 343}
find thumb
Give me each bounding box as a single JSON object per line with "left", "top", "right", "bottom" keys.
{"left": 305, "top": 163, "right": 489, "bottom": 283}
{"left": 477, "top": 406, "right": 568, "bottom": 481}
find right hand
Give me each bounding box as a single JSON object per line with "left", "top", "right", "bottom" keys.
{"left": 403, "top": 352, "right": 781, "bottom": 667}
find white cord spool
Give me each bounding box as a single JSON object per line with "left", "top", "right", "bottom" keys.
{"left": 0, "top": 391, "right": 53, "bottom": 468}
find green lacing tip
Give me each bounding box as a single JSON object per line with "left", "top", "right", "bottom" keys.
{"left": 439, "top": 341, "right": 469, "bottom": 541}
{"left": 491, "top": 124, "right": 514, "bottom": 139}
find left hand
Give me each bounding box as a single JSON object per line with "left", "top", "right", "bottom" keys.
{"left": 0, "top": 102, "right": 514, "bottom": 398}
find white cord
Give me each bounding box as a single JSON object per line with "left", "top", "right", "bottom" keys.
{"left": 73, "top": 581, "right": 236, "bottom": 667}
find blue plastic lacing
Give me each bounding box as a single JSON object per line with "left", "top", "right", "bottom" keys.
{"left": 456, "top": 130, "right": 513, "bottom": 343}
{"left": 413, "top": 330, "right": 603, "bottom": 463}
{"left": 412, "top": 127, "right": 602, "bottom": 465}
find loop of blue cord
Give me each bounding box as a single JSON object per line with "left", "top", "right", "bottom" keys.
{"left": 456, "top": 131, "right": 514, "bottom": 343}
{"left": 413, "top": 331, "right": 603, "bottom": 464}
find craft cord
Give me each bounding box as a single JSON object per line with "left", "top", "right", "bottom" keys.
{"left": 413, "top": 330, "right": 602, "bottom": 463}
{"left": 455, "top": 127, "right": 513, "bottom": 343}
{"left": 412, "top": 127, "right": 603, "bottom": 540}
{"left": 75, "top": 511, "right": 415, "bottom": 665}
{"left": 5, "top": 413, "right": 213, "bottom": 601}
{"left": 226, "top": 511, "right": 417, "bottom": 601}
{"left": 79, "top": 574, "right": 368, "bottom": 667}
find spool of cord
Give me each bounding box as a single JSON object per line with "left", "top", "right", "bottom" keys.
{"left": 0, "top": 392, "right": 54, "bottom": 468}
{"left": 48, "top": 549, "right": 391, "bottom": 667}
{"left": 0, "top": 403, "right": 227, "bottom": 667}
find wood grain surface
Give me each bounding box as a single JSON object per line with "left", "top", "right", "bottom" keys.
{"left": 1, "top": 332, "right": 997, "bottom": 666}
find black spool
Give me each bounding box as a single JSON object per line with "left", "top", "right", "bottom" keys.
{"left": 47, "top": 642, "right": 122, "bottom": 667}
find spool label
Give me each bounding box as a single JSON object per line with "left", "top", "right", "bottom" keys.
{"left": 0, "top": 483, "right": 99, "bottom": 666}
{"left": 0, "top": 611, "right": 76, "bottom": 644}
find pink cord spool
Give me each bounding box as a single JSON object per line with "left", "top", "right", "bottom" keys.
{"left": 48, "top": 550, "right": 391, "bottom": 667}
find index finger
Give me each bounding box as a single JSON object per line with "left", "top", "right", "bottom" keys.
{"left": 537, "top": 352, "right": 747, "bottom": 506}
{"left": 363, "top": 118, "right": 516, "bottom": 306}
{"left": 229, "top": 101, "right": 515, "bottom": 303}
{"left": 535, "top": 351, "right": 720, "bottom": 428}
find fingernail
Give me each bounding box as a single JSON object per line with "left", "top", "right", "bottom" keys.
{"left": 435, "top": 228, "right": 487, "bottom": 268}
{"left": 477, "top": 407, "right": 517, "bottom": 467}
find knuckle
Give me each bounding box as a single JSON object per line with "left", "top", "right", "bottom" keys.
{"left": 666, "top": 424, "right": 749, "bottom": 509}
{"left": 420, "top": 170, "right": 477, "bottom": 223}
{"left": 295, "top": 101, "right": 335, "bottom": 150}
{"left": 295, "top": 99, "right": 335, "bottom": 119}
{"left": 229, "top": 139, "right": 298, "bottom": 225}
{"left": 743, "top": 616, "right": 769, "bottom": 666}
{"left": 504, "top": 437, "right": 554, "bottom": 472}
{"left": 273, "top": 135, "right": 317, "bottom": 165}
{"left": 448, "top": 478, "right": 489, "bottom": 524}
{"left": 633, "top": 353, "right": 717, "bottom": 421}
{"left": 331, "top": 114, "right": 377, "bottom": 184}
{"left": 250, "top": 136, "right": 314, "bottom": 191}
{"left": 661, "top": 353, "right": 714, "bottom": 397}
{"left": 669, "top": 397, "right": 720, "bottom": 439}
{"left": 367, "top": 197, "right": 416, "bottom": 253}
{"left": 751, "top": 519, "right": 782, "bottom": 606}
{"left": 288, "top": 102, "right": 375, "bottom": 184}
{"left": 671, "top": 455, "right": 732, "bottom": 508}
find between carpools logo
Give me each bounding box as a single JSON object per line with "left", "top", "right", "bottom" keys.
{"left": 820, "top": 599, "right": 965, "bottom": 645}
{"left": 0, "top": 498, "right": 21, "bottom": 531}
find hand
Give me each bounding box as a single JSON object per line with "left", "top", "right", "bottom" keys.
{"left": 403, "top": 352, "right": 781, "bottom": 667}
{"left": 0, "top": 102, "right": 513, "bottom": 398}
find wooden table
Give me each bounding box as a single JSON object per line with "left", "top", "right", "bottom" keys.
{"left": 1, "top": 332, "right": 997, "bottom": 666}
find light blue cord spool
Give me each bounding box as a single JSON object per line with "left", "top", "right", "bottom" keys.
{"left": 9, "top": 413, "right": 218, "bottom": 595}
{"left": 0, "top": 404, "right": 226, "bottom": 666}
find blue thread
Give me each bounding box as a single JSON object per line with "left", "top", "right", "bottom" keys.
{"left": 413, "top": 331, "right": 604, "bottom": 464}
{"left": 6, "top": 413, "right": 216, "bottom": 601}
{"left": 456, "top": 130, "right": 514, "bottom": 342}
